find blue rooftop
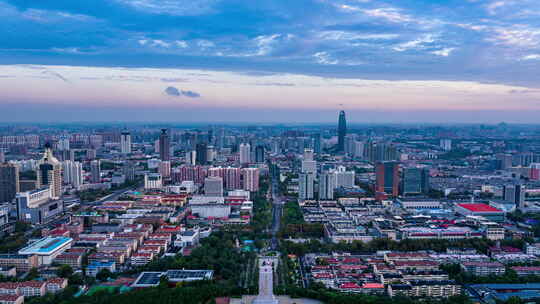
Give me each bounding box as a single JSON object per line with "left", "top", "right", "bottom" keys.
{"left": 19, "top": 236, "right": 73, "bottom": 255}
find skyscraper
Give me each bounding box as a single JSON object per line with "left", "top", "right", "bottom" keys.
{"left": 401, "top": 166, "right": 430, "bottom": 195}
{"left": 90, "top": 160, "right": 101, "bottom": 183}
{"left": 337, "top": 110, "right": 347, "bottom": 152}
{"left": 375, "top": 162, "right": 400, "bottom": 197}
{"left": 503, "top": 184, "right": 525, "bottom": 208}
{"left": 159, "top": 129, "right": 170, "bottom": 161}
{"left": 299, "top": 172, "right": 315, "bottom": 201}
{"left": 255, "top": 145, "right": 265, "bottom": 163}
{"left": 318, "top": 171, "right": 335, "bottom": 200}
{"left": 37, "top": 143, "right": 63, "bottom": 199}
{"left": 62, "top": 160, "right": 83, "bottom": 190}
{"left": 239, "top": 143, "right": 251, "bottom": 164}
{"left": 303, "top": 148, "right": 314, "bottom": 161}
{"left": 195, "top": 143, "right": 208, "bottom": 165}
{"left": 313, "top": 133, "right": 322, "bottom": 154}
{"left": 0, "top": 162, "right": 19, "bottom": 203}
{"left": 120, "top": 131, "right": 132, "bottom": 154}
{"left": 242, "top": 168, "right": 260, "bottom": 192}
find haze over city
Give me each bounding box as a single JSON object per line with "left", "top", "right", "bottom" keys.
{"left": 2, "top": 0, "right": 540, "bottom": 122}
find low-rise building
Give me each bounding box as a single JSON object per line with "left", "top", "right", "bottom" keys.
{"left": 18, "top": 237, "right": 73, "bottom": 265}
{"left": 46, "top": 278, "right": 68, "bottom": 294}
{"left": 460, "top": 261, "right": 505, "bottom": 276}
{"left": 87, "top": 261, "right": 116, "bottom": 277}
{"left": 0, "top": 255, "right": 39, "bottom": 272}
{"left": 0, "top": 294, "right": 24, "bottom": 304}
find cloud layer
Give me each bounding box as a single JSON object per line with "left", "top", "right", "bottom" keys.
{"left": 1, "top": 0, "right": 540, "bottom": 122}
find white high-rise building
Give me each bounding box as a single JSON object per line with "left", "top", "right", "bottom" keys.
{"left": 62, "top": 161, "right": 83, "bottom": 190}
{"left": 303, "top": 149, "right": 314, "bottom": 161}
{"left": 37, "top": 144, "right": 63, "bottom": 199}
{"left": 319, "top": 172, "right": 335, "bottom": 200}
{"left": 301, "top": 160, "right": 317, "bottom": 174}
{"left": 354, "top": 141, "right": 364, "bottom": 158}
{"left": 186, "top": 151, "right": 196, "bottom": 165}
{"left": 144, "top": 173, "right": 163, "bottom": 190}
{"left": 57, "top": 136, "right": 70, "bottom": 151}
{"left": 239, "top": 143, "right": 251, "bottom": 164}
{"left": 440, "top": 139, "right": 452, "bottom": 151}
{"left": 299, "top": 173, "right": 315, "bottom": 201}
{"left": 120, "top": 131, "right": 132, "bottom": 154}
{"left": 333, "top": 166, "right": 355, "bottom": 188}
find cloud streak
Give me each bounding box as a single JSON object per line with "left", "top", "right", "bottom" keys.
{"left": 164, "top": 86, "right": 201, "bottom": 98}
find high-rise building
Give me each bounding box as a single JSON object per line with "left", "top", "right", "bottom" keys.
{"left": 242, "top": 168, "right": 260, "bottom": 192}
{"left": 159, "top": 129, "right": 170, "bottom": 161}
{"left": 120, "top": 131, "right": 132, "bottom": 154}
{"left": 239, "top": 143, "right": 251, "bottom": 164}
{"left": 224, "top": 167, "right": 242, "bottom": 190}
{"left": 204, "top": 177, "right": 223, "bottom": 196}
{"left": 376, "top": 162, "right": 400, "bottom": 197}
{"left": 186, "top": 151, "right": 196, "bottom": 166}
{"left": 440, "top": 139, "right": 452, "bottom": 151}
{"left": 123, "top": 161, "right": 136, "bottom": 181}
{"left": 301, "top": 160, "right": 317, "bottom": 174}
{"left": 354, "top": 141, "right": 364, "bottom": 158}
{"left": 313, "top": 133, "right": 322, "bottom": 154}
{"left": 303, "top": 148, "right": 314, "bottom": 161}
{"left": 206, "top": 146, "right": 215, "bottom": 163}
{"left": 0, "top": 162, "right": 19, "bottom": 203}
{"left": 86, "top": 149, "right": 96, "bottom": 160}
{"left": 57, "top": 135, "right": 70, "bottom": 151}
{"left": 144, "top": 173, "right": 163, "bottom": 190}
{"left": 0, "top": 150, "right": 5, "bottom": 163}
{"left": 299, "top": 173, "right": 315, "bottom": 201}
{"left": 159, "top": 161, "right": 171, "bottom": 179}
{"left": 401, "top": 166, "right": 430, "bottom": 195}
{"left": 37, "top": 144, "right": 62, "bottom": 199}
{"left": 531, "top": 163, "right": 540, "bottom": 180}
{"left": 62, "top": 161, "right": 83, "bottom": 190}
{"left": 333, "top": 166, "right": 355, "bottom": 188}
{"left": 255, "top": 145, "right": 265, "bottom": 163}
{"left": 503, "top": 184, "right": 525, "bottom": 208}
{"left": 195, "top": 143, "right": 208, "bottom": 165}
{"left": 90, "top": 160, "right": 101, "bottom": 184}
{"left": 318, "top": 172, "right": 335, "bottom": 200}
{"left": 495, "top": 154, "right": 513, "bottom": 170}
{"left": 337, "top": 110, "right": 347, "bottom": 152}
{"left": 344, "top": 135, "right": 356, "bottom": 155}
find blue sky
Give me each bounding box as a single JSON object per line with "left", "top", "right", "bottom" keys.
{"left": 1, "top": 0, "right": 540, "bottom": 123}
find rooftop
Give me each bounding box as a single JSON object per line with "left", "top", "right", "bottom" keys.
{"left": 457, "top": 203, "right": 502, "bottom": 213}
{"left": 18, "top": 236, "right": 72, "bottom": 255}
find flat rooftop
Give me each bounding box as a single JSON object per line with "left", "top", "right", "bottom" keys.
{"left": 457, "top": 203, "right": 502, "bottom": 213}
{"left": 19, "top": 236, "right": 72, "bottom": 255}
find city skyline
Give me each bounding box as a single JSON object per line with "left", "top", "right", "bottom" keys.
{"left": 2, "top": 0, "right": 540, "bottom": 122}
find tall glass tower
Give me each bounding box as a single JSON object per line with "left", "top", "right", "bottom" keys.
{"left": 337, "top": 110, "right": 347, "bottom": 152}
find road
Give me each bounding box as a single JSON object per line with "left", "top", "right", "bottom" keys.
{"left": 269, "top": 175, "right": 284, "bottom": 251}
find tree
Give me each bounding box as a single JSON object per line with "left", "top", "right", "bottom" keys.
{"left": 96, "top": 269, "right": 112, "bottom": 281}
{"left": 26, "top": 267, "right": 39, "bottom": 280}
{"left": 57, "top": 264, "right": 74, "bottom": 278}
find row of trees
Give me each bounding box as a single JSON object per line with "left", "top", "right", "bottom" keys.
{"left": 280, "top": 237, "right": 527, "bottom": 256}
{"left": 278, "top": 201, "right": 324, "bottom": 238}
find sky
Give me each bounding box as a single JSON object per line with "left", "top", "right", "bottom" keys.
{"left": 1, "top": 0, "right": 540, "bottom": 123}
